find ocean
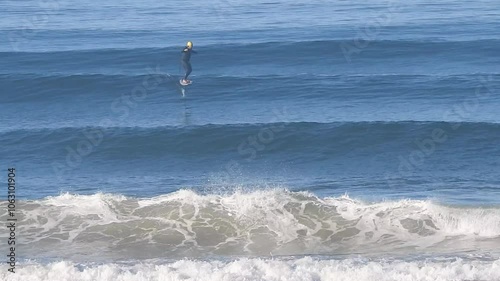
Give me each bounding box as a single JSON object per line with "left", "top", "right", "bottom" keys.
{"left": 1, "top": 0, "right": 500, "bottom": 280}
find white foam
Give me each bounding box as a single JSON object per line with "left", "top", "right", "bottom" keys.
{"left": 9, "top": 189, "right": 500, "bottom": 259}
{"left": 3, "top": 257, "right": 500, "bottom": 281}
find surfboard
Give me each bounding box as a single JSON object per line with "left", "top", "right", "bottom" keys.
{"left": 179, "top": 80, "right": 192, "bottom": 86}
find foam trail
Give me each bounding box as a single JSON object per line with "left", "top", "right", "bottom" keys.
{"left": 3, "top": 257, "right": 500, "bottom": 281}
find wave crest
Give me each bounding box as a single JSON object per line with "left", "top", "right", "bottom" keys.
{"left": 3, "top": 190, "right": 499, "bottom": 259}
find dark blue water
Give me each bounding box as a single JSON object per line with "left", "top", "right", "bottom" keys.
{"left": 1, "top": 0, "right": 500, "bottom": 280}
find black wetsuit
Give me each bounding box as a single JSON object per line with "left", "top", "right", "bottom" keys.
{"left": 181, "top": 47, "right": 197, "bottom": 80}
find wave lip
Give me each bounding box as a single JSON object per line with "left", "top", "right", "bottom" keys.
{"left": 3, "top": 39, "right": 500, "bottom": 75}
{"left": 2, "top": 121, "right": 500, "bottom": 160}
{"left": 3, "top": 72, "right": 499, "bottom": 102}
{"left": 4, "top": 190, "right": 500, "bottom": 260}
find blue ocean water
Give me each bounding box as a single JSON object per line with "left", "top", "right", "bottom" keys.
{"left": 1, "top": 0, "right": 500, "bottom": 280}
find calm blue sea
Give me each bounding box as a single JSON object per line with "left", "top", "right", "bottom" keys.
{"left": 1, "top": 0, "right": 500, "bottom": 280}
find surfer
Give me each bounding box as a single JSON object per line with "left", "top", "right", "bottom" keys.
{"left": 181, "top": 41, "right": 196, "bottom": 84}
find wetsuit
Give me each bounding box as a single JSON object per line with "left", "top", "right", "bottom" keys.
{"left": 181, "top": 47, "right": 197, "bottom": 80}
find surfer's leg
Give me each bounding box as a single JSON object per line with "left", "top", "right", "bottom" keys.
{"left": 181, "top": 61, "right": 189, "bottom": 81}
{"left": 184, "top": 63, "right": 192, "bottom": 80}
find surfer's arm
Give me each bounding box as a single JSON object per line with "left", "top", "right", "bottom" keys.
{"left": 191, "top": 50, "right": 197, "bottom": 54}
